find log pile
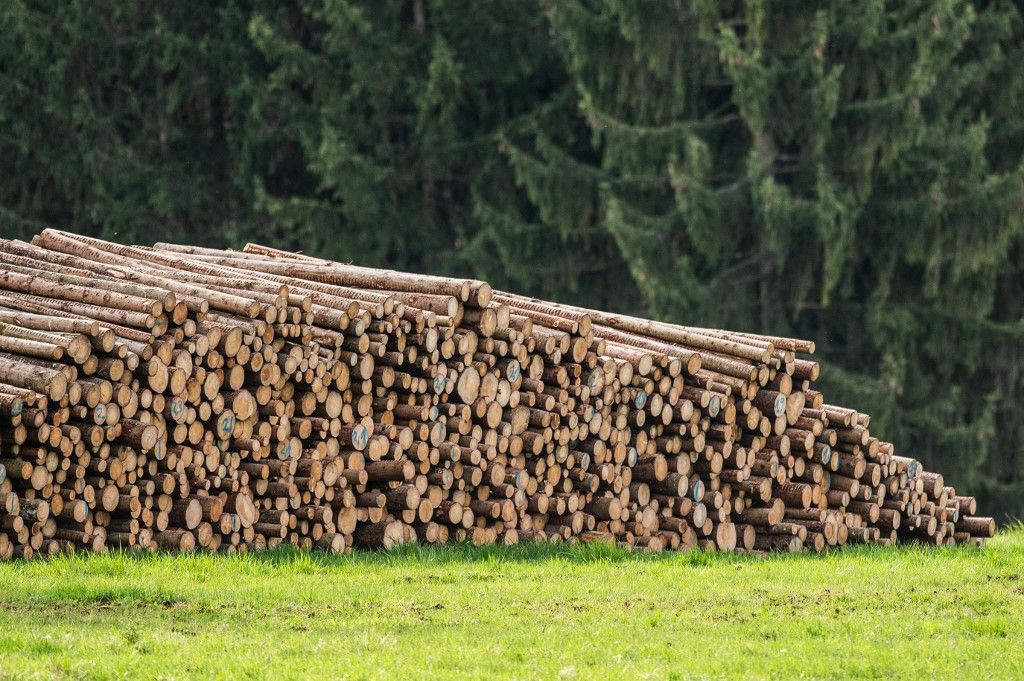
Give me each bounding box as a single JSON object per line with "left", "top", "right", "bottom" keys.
{"left": 0, "top": 230, "right": 995, "bottom": 559}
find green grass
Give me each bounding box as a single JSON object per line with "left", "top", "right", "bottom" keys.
{"left": 1, "top": 529, "right": 1023, "bottom": 680}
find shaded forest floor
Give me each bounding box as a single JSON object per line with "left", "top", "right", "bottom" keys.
{"left": 1, "top": 528, "right": 1022, "bottom": 679}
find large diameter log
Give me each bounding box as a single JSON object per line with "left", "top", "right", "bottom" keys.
{"left": 738, "top": 499, "right": 785, "bottom": 526}
{"left": 355, "top": 521, "right": 410, "bottom": 550}
{"left": 170, "top": 498, "right": 203, "bottom": 531}
{"left": 0, "top": 356, "right": 67, "bottom": 400}
{"left": 585, "top": 496, "right": 622, "bottom": 521}
{"left": 957, "top": 516, "right": 996, "bottom": 537}
{"left": 155, "top": 530, "right": 196, "bottom": 552}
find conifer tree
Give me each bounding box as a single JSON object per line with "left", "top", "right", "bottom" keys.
{"left": 0, "top": 1, "right": 254, "bottom": 243}
{"left": 497, "top": 0, "right": 1024, "bottom": 513}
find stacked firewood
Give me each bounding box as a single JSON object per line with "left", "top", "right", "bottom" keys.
{"left": 0, "top": 230, "right": 995, "bottom": 559}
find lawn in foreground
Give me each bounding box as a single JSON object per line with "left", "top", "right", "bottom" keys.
{"left": 0, "top": 529, "right": 1022, "bottom": 680}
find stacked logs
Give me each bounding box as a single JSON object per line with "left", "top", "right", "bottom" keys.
{"left": 0, "top": 230, "right": 995, "bottom": 559}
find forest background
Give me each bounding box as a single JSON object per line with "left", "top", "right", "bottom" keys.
{"left": 2, "top": 1, "right": 1022, "bottom": 516}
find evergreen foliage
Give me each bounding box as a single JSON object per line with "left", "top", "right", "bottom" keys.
{"left": 1, "top": 0, "right": 1021, "bottom": 515}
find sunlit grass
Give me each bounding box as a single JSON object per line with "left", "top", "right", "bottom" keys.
{"left": 1, "top": 529, "right": 1022, "bottom": 679}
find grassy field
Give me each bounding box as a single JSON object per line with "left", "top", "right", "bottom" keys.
{"left": 0, "top": 529, "right": 1022, "bottom": 680}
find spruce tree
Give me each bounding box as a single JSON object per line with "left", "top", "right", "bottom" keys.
{"left": 241, "top": 1, "right": 578, "bottom": 281}
{"left": 0, "top": 1, "right": 254, "bottom": 243}
{"left": 496, "top": 0, "right": 1024, "bottom": 514}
